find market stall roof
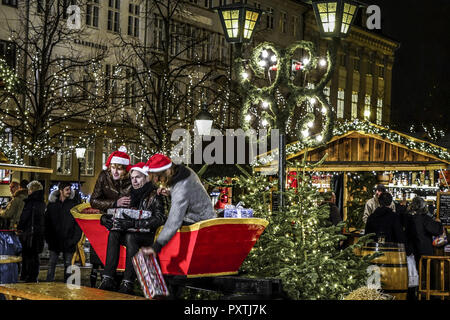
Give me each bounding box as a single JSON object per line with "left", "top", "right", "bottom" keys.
{"left": 0, "top": 163, "right": 53, "bottom": 174}
{"left": 254, "top": 120, "right": 450, "bottom": 173}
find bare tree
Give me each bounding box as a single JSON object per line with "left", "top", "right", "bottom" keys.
{"left": 0, "top": 0, "right": 116, "bottom": 166}
{"left": 110, "top": 0, "right": 230, "bottom": 156}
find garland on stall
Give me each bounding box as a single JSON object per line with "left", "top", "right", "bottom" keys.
{"left": 254, "top": 119, "right": 450, "bottom": 167}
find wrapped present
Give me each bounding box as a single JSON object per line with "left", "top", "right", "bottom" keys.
{"left": 132, "top": 250, "right": 169, "bottom": 299}
{"left": 81, "top": 207, "right": 101, "bottom": 214}
{"left": 223, "top": 202, "right": 253, "bottom": 218}
{"left": 106, "top": 208, "right": 152, "bottom": 232}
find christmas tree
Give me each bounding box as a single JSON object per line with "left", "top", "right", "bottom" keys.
{"left": 236, "top": 160, "right": 379, "bottom": 300}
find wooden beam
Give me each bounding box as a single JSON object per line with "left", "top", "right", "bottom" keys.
{"left": 255, "top": 163, "right": 448, "bottom": 172}
{"left": 0, "top": 163, "right": 53, "bottom": 174}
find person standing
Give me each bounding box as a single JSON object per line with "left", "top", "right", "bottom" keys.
{"left": 44, "top": 182, "right": 82, "bottom": 282}
{"left": 363, "top": 184, "right": 396, "bottom": 225}
{"left": 17, "top": 181, "right": 46, "bottom": 282}
{"left": 89, "top": 146, "right": 132, "bottom": 287}
{"left": 408, "top": 196, "right": 443, "bottom": 267}
{"left": 141, "top": 154, "right": 216, "bottom": 257}
{"left": 364, "top": 192, "right": 405, "bottom": 244}
{"left": 0, "top": 180, "right": 28, "bottom": 230}
{"left": 98, "top": 162, "right": 166, "bottom": 294}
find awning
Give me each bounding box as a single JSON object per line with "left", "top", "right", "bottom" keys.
{"left": 0, "top": 163, "right": 53, "bottom": 174}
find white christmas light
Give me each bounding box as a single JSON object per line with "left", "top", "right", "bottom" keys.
{"left": 307, "top": 121, "right": 314, "bottom": 128}
{"left": 270, "top": 55, "right": 277, "bottom": 62}
{"left": 262, "top": 50, "right": 269, "bottom": 58}
{"left": 262, "top": 119, "right": 268, "bottom": 126}
{"left": 302, "top": 58, "right": 310, "bottom": 65}
{"left": 258, "top": 60, "right": 267, "bottom": 67}
{"left": 310, "top": 97, "right": 317, "bottom": 104}
{"left": 245, "top": 114, "right": 252, "bottom": 121}
{"left": 319, "top": 58, "right": 327, "bottom": 67}
{"left": 241, "top": 72, "right": 249, "bottom": 80}
{"left": 262, "top": 101, "right": 269, "bottom": 108}
{"left": 317, "top": 135, "right": 323, "bottom": 142}
{"left": 302, "top": 129, "right": 310, "bottom": 137}
{"left": 321, "top": 106, "right": 327, "bottom": 114}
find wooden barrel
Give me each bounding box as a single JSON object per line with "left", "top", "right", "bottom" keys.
{"left": 361, "top": 242, "right": 408, "bottom": 300}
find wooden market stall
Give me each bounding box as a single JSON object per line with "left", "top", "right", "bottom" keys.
{"left": 254, "top": 121, "right": 450, "bottom": 223}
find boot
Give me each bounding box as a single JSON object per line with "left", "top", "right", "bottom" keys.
{"left": 98, "top": 275, "right": 116, "bottom": 292}
{"left": 118, "top": 280, "right": 134, "bottom": 295}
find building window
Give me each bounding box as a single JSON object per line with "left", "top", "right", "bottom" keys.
{"left": 280, "top": 11, "right": 287, "bottom": 33}
{"left": 170, "top": 22, "right": 181, "bottom": 56}
{"left": 353, "top": 57, "right": 360, "bottom": 72}
{"left": 340, "top": 54, "right": 346, "bottom": 67}
{"left": 79, "top": 140, "right": 95, "bottom": 176}
{"left": 108, "top": 0, "right": 121, "bottom": 33}
{"left": 105, "top": 64, "right": 111, "bottom": 93}
{"left": 292, "top": 16, "right": 299, "bottom": 38}
{"left": 86, "top": 0, "right": 99, "bottom": 27}
{"left": 378, "top": 65, "right": 385, "bottom": 78}
{"left": 337, "top": 89, "right": 344, "bottom": 119}
{"left": 102, "top": 139, "right": 115, "bottom": 169}
{"left": 2, "top": 0, "right": 17, "bottom": 7}
{"left": 351, "top": 92, "right": 358, "bottom": 119}
{"left": 154, "top": 15, "right": 164, "bottom": 51}
{"left": 364, "top": 95, "right": 371, "bottom": 119}
{"left": 266, "top": 7, "right": 274, "bottom": 30}
{"left": 128, "top": 3, "right": 140, "bottom": 37}
{"left": 376, "top": 98, "right": 383, "bottom": 125}
{"left": 56, "top": 136, "right": 74, "bottom": 176}
{"left": 219, "top": 35, "right": 228, "bottom": 65}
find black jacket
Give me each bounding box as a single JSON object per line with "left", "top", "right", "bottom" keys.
{"left": 131, "top": 182, "right": 166, "bottom": 236}
{"left": 365, "top": 206, "right": 406, "bottom": 244}
{"left": 17, "top": 189, "right": 46, "bottom": 252}
{"left": 409, "top": 213, "right": 442, "bottom": 258}
{"left": 45, "top": 190, "right": 82, "bottom": 253}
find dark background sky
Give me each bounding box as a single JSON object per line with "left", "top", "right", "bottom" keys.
{"left": 365, "top": 0, "right": 450, "bottom": 131}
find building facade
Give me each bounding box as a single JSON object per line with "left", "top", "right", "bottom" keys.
{"left": 0, "top": 0, "right": 398, "bottom": 198}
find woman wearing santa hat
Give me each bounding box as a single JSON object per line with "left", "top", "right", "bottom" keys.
{"left": 141, "top": 154, "right": 216, "bottom": 257}
{"left": 89, "top": 146, "right": 132, "bottom": 287}
{"left": 98, "top": 162, "right": 166, "bottom": 294}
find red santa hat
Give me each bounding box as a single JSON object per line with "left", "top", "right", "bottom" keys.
{"left": 105, "top": 146, "right": 131, "bottom": 171}
{"left": 129, "top": 162, "right": 149, "bottom": 176}
{"left": 146, "top": 154, "right": 172, "bottom": 172}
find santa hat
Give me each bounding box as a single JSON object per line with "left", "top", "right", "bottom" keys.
{"left": 105, "top": 146, "right": 131, "bottom": 171}
{"left": 129, "top": 162, "right": 149, "bottom": 176}
{"left": 146, "top": 154, "right": 172, "bottom": 172}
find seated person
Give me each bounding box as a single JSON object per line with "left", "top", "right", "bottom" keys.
{"left": 98, "top": 162, "right": 166, "bottom": 294}
{"left": 365, "top": 192, "right": 406, "bottom": 244}
{"left": 141, "top": 154, "right": 216, "bottom": 257}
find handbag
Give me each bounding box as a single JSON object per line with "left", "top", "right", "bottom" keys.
{"left": 407, "top": 254, "right": 419, "bottom": 287}
{"left": 432, "top": 227, "right": 448, "bottom": 247}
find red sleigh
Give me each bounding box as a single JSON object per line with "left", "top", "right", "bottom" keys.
{"left": 70, "top": 204, "right": 268, "bottom": 277}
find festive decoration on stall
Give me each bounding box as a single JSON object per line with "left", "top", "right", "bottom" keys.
{"left": 254, "top": 119, "right": 450, "bottom": 167}
{"left": 234, "top": 159, "right": 378, "bottom": 300}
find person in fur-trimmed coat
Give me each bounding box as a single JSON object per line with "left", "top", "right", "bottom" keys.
{"left": 141, "top": 154, "right": 216, "bottom": 257}
{"left": 44, "top": 182, "right": 81, "bottom": 282}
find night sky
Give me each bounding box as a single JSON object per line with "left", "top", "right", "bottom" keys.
{"left": 367, "top": 0, "right": 450, "bottom": 131}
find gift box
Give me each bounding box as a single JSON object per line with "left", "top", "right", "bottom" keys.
{"left": 132, "top": 250, "right": 169, "bottom": 299}
{"left": 223, "top": 203, "right": 253, "bottom": 218}
{"left": 106, "top": 208, "right": 152, "bottom": 232}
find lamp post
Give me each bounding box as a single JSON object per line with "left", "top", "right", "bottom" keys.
{"left": 216, "top": 0, "right": 362, "bottom": 211}
{"left": 75, "top": 147, "right": 86, "bottom": 201}
{"left": 195, "top": 103, "right": 214, "bottom": 136}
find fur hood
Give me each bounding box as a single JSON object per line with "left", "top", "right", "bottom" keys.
{"left": 48, "top": 188, "right": 76, "bottom": 203}
{"left": 13, "top": 188, "right": 28, "bottom": 198}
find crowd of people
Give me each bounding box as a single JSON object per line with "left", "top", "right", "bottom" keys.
{"left": 363, "top": 184, "right": 445, "bottom": 299}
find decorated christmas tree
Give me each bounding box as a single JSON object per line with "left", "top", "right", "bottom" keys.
{"left": 236, "top": 159, "right": 379, "bottom": 300}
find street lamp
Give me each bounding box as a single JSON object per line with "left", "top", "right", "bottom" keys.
{"left": 75, "top": 147, "right": 86, "bottom": 201}
{"left": 310, "top": 0, "right": 360, "bottom": 38}
{"left": 195, "top": 103, "right": 214, "bottom": 136}
{"left": 216, "top": 3, "right": 262, "bottom": 44}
